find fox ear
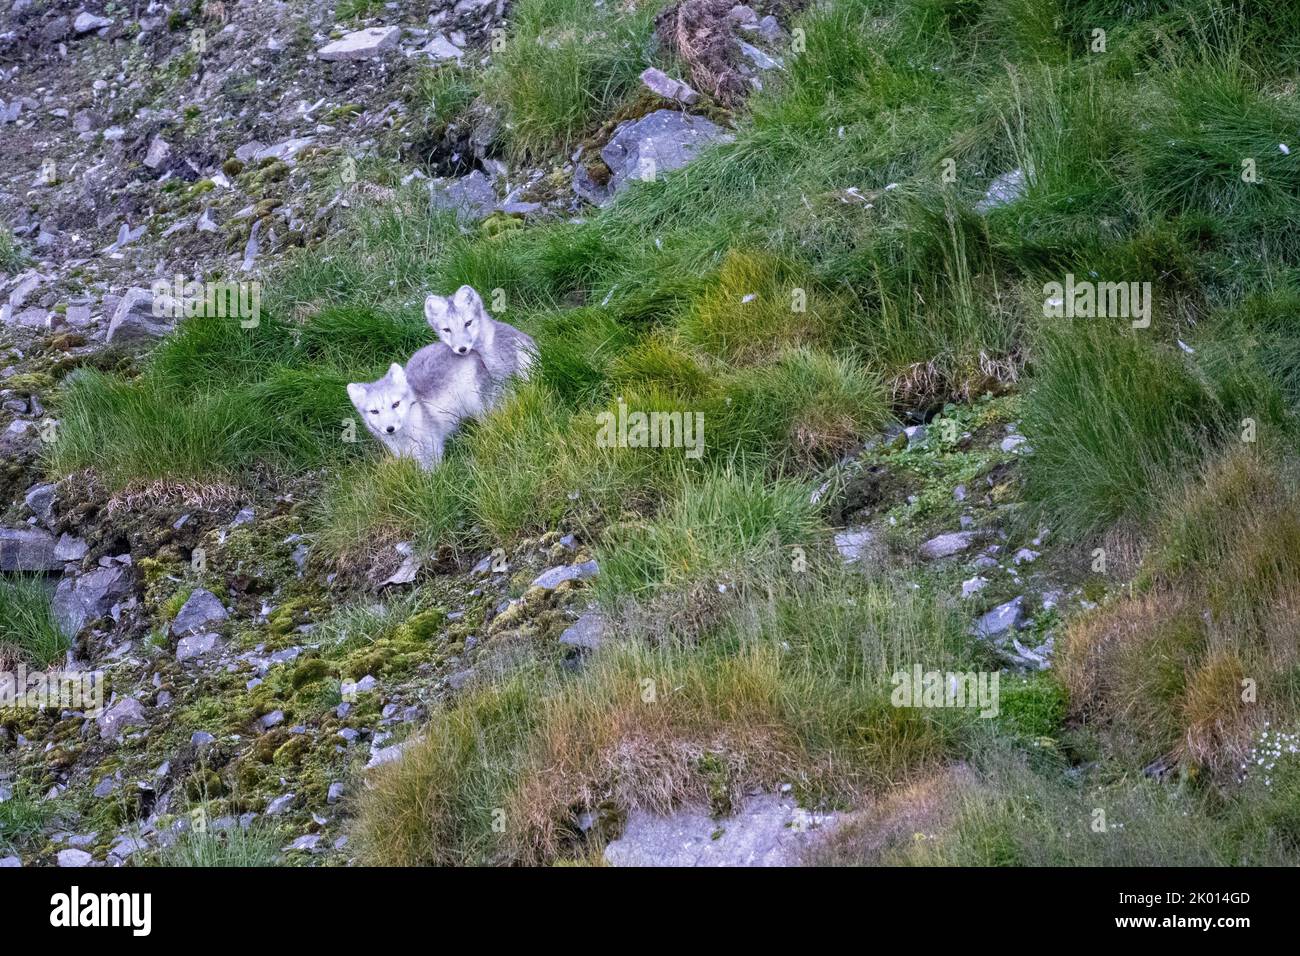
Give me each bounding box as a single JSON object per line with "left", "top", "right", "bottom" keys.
{"left": 388, "top": 362, "right": 407, "bottom": 386}
{"left": 453, "top": 285, "right": 485, "bottom": 315}
{"left": 346, "top": 382, "right": 365, "bottom": 406}
{"left": 424, "top": 294, "right": 450, "bottom": 326}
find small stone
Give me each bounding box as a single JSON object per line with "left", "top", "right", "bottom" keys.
{"left": 919, "top": 531, "right": 976, "bottom": 560}
{"left": 974, "top": 596, "right": 1026, "bottom": 639}
{"left": 191, "top": 731, "right": 216, "bottom": 747}
{"left": 57, "top": 848, "right": 93, "bottom": 867}
{"left": 1012, "top": 548, "right": 1040, "bottom": 565}
{"left": 640, "top": 67, "right": 699, "bottom": 105}
{"left": 559, "top": 612, "right": 606, "bottom": 651}
{"left": 961, "top": 576, "right": 989, "bottom": 598}
{"left": 834, "top": 528, "right": 875, "bottom": 564}
{"left": 1001, "top": 434, "right": 1029, "bottom": 454}
{"left": 259, "top": 710, "right": 285, "bottom": 730}
{"left": 171, "top": 588, "right": 227, "bottom": 635}
{"left": 143, "top": 136, "right": 171, "bottom": 170}
{"left": 532, "top": 560, "right": 599, "bottom": 590}
{"left": 327, "top": 782, "right": 345, "bottom": 804}
{"left": 73, "top": 12, "right": 113, "bottom": 34}
{"left": 265, "top": 793, "right": 295, "bottom": 815}
{"left": 176, "top": 633, "right": 219, "bottom": 662}
{"left": 99, "top": 698, "right": 146, "bottom": 739}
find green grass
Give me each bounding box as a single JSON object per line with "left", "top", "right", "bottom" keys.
{"left": 0, "top": 575, "right": 67, "bottom": 667}
{"left": 0, "top": 225, "right": 22, "bottom": 273}
{"left": 150, "top": 820, "right": 283, "bottom": 866}
{"left": 479, "top": 0, "right": 666, "bottom": 159}
{"left": 35, "top": 0, "right": 1300, "bottom": 867}
{"left": 355, "top": 566, "right": 978, "bottom": 865}
{"left": 0, "top": 782, "right": 48, "bottom": 854}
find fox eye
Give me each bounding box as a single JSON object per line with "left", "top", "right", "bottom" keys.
{"left": 369, "top": 409, "right": 378, "bottom": 415}
{"left": 442, "top": 327, "right": 451, "bottom": 333}
{"left": 392, "top": 401, "right": 400, "bottom": 409}
{"left": 464, "top": 320, "right": 471, "bottom": 328}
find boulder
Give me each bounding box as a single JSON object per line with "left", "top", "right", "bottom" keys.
{"left": 574, "top": 110, "right": 732, "bottom": 206}
{"left": 52, "top": 564, "right": 133, "bottom": 638}
{"left": 316, "top": 27, "right": 401, "bottom": 62}
{"left": 170, "top": 588, "right": 227, "bottom": 636}
{"left": 0, "top": 527, "right": 61, "bottom": 571}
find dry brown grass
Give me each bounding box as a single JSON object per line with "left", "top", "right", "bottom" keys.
{"left": 1060, "top": 448, "right": 1300, "bottom": 779}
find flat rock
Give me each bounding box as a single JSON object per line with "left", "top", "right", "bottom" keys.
{"left": 428, "top": 169, "right": 497, "bottom": 223}
{"left": 531, "top": 560, "right": 599, "bottom": 590}
{"left": 171, "top": 588, "right": 227, "bottom": 635}
{"left": 919, "top": 531, "right": 976, "bottom": 560}
{"left": 73, "top": 13, "right": 113, "bottom": 34}
{"left": 317, "top": 27, "right": 400, "bottom": 62}
{"left": 973, "top": 596, "right": 1026, "bottom": 639}
{"left": 106, "top": 287, "right": 172, "bottom": 344}
{"left": 834, "top": 527, "right": 875, "bottom": 564}
{"left": 604, "top": 793, "right": 840, "bottom": 867}
{"left": 176, "top": 632, "right": 220, "bottom": 662}
{"left": 0, "top": 526, "right": 60, "bottom": 571}
{"left": 640, "top": 67, "right": 699, "bottom": 105}
{"left": 99, "top": 698, "right": 146, "bottom": 739}
{"left": 53, "top": 564, "right": 133, "bottom": 639}
{"left": 559, "top": 611, "right": 605, "bottom": 650}
{"left": 574, "top": 110, "right": 732, "bottom": 206}
{"left": 56, "top": 848, "right": 93, "bottom": 867}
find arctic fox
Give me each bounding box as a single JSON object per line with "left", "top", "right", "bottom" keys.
{"left": 346, "top": 350, "right": 490, "bottom": 469}
{"left": 424, "top": 285, "right": 537, "bottom": 402}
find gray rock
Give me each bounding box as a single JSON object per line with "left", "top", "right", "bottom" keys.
{"left": 559, "top": 612, "right": 605, "bottom": 651}
{"left": 283, "top": 834, "right": 320, "bottom": 852}
{"left": 919, "top": 531, "right": 976, "bottom": 560}
{"left": 24, "top": 482, "right": 56, "bottom": 527}
{"left": 106, "top": 287, "right": 171, "bottom": 344}
{"left": 961, "top": 576, "right": 989, "bottom": 598}
{"left": 143, "top": 136, "right": 171, "bottom": 170}
{"left": 99, "top": 698, "right": 146, "bottom": 739}
{"left": 605, "top": 793, "right": 840, "bottom": 866}
{"left": 327, "top": 782, "right": 344, "bottom": 804}
{"left": 834, "top": 528, "right": 875, "bottom": 564}
{"left": 574, "top": 110, "right": 732, "bottom": 206}
{"left": 170, "top": 588, "right": 227, "bottom": 635}
{"left": 1000, "top": 434, "right": 1029, "bottom": 454}
{"left": 54, "top": 533, "right": 87, "bottom": 562}
{"left": 425, "top": 33, "right": 463, "bottom": 61}
{"left": 975, "top": 168, "right": 1026, "bottom": 213}
{"left": 973, "top": 596, "right": 1026, "bottom": 639}
{"left": 265, "top": 793, "right": 295, "bottom": 815}
{"left": 316, "top": 27, "right": 401, "bottom": 62}
{"left": 176, "top": 632, "right": 219, "bottom": 662}
{"left": 531, "top": 560, "right": 599, "bottom": 590}
{"left": 191, "top": 731, "right": 216, "bottom": 747}
{"left": 259, "top": 710, "right": 285, "bottom": 730}
{"left": 428, "top": 169, "right": 497, "bottom": 223}
{"left": 0, "top": 526, "right": 60, "bottom": 570}
{"left": 640, "top": 67, "right": 699, "bottom": 105}
{"left": 254, "top": 137, "right": 315, "bottom": 165}
{"left": 736, "top": 39, "right": 781, "bottom": 71}
{"left": 73, "top": 13, "right": 113, "bottom": 34}
{"left": 52, "top": 564, "right": 132, "bottom": 638}
{"left": 57, "top": 848, "right": 93, "bottom": 867}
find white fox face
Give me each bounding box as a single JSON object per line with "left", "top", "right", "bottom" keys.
{"left": 347, "top": 363, "right": 415, "bottom": 437}
{"left": 425, "top": 285, "right": 487, "bottom": 355}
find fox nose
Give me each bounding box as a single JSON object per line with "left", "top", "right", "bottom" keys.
{"left": 385, "top": 425, "right": 396, "bottom": 434}
{"left": 456, "top": 346, "right": 469, "bottom": 354}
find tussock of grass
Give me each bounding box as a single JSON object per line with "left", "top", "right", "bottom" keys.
{"left": 150, "top": 820, "right": 282, "bottom": 867}
{"left": 1060, "top": 449, "right": 1300, "bottom": 778}
{"left": 480, "top": 0, "right": 664, "bottom": 160}
{"left": 0, "top": 575, "right": 68, "bottom": 668}
{"left": 355, "top": 568, "right": 975, "bottom": 865}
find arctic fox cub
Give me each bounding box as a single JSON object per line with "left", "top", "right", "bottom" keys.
{"left": 424, "top": 285, "right": 537, "bottom": 402}
{"left": 346, "top": 351, "right": 490, "bottom": 470}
